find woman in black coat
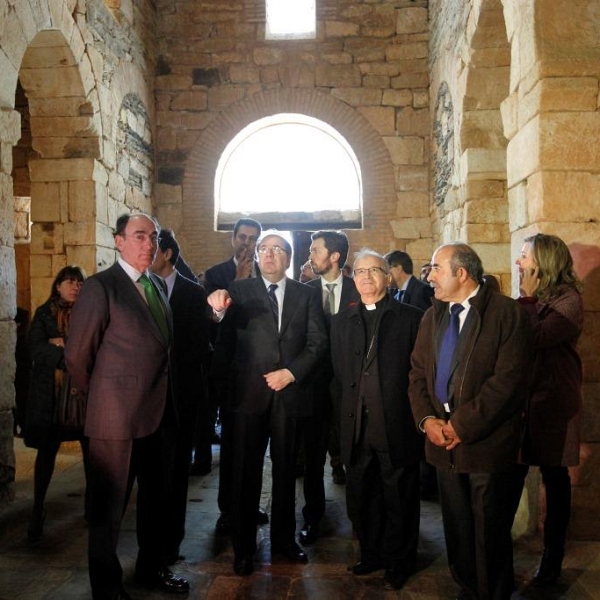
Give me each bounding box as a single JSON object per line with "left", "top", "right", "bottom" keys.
{"left": 24, "top": 265, "right": 87, "bottom": 542}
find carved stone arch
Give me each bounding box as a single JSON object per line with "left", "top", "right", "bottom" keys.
{"left": 16, "top": 27, "right": 101, "bottom": 308}
{"left": 457, "top": 0, "right": 511, "bottom": 286}
{"left": 180, "top": 88, "right": 396, "bottom": 267}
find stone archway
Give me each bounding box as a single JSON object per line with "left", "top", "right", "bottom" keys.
{"left": 177, "top": 87, "right": 397, "bottom": 270}
{"left": 458, "top": 0, "right": 511, "bottom": 290}
{"left": 18, "top": 28, "right": 101, "bottom": 311}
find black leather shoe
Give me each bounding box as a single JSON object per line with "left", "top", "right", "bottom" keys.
{"left": 272, "top": 541, "right": 308, "bottom": 562}
{"left": 215, "top": 512, "right": 231, "bottom": 534}
{"left": 384, "top": 566, "right": 410, "bottom": 590}
{"left": 348, "top": 561, "right": 384, "bottom": 575}
{"left": 257, "top": 507, "right": 269, "bottom": 525}
{"left": 299, "top": 523, "right": 318, "bottom": 545}
{"left": 533, "top": 548, "right": 563, "bottom": 586}
{"left": 135, "top": 568, "right": 189, "bottom": 593}
{"left": 233, "top": 555, "right": 254, "bottom": 576}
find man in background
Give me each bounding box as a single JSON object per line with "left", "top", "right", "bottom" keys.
{"left": 151, "top": 228, "right": 212, "bottom": 565}
{"left": 385, "top": 250, "right": 434, "bottom": 312}
{"left": 203, "top": 218, "right": 262, "bottom": 294}
{"left": 200, "top": 217, "right": 269, "bottom": 532}
{"left": 298, "top": 230, "right": 359, "bottom": 546}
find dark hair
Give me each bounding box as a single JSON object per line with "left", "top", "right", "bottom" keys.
{"left": 49, "top": 266, "right": 86, "bottom": 301}
{"left": 524, "top": 233, "right": 582, "bottom": 301}
{"left": 113, "top": 212, "right": 158, "bottom": 237}
{"left": 233, "top": 218, "right": 262, "bottom": 237}
{"left": 384, "top": 250, "right": 414, "bottom": 274}
{"left": 311, "top": 230, "right": 350, "bottom": 267}
{"left": 157, "top": 228, "right": 180, "bottom": 264}
{"left": 445, "top": 242, "right": 484, "bottom": 284}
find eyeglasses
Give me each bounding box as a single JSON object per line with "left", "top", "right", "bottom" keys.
{"left": 353, "top": 266, "right": 387, "bottom": 277}
{"left": 257, "top": 245, "right": 287, "bottom": 255}
{"left": 121, "top": 232, "right": 160, "bottom": 245}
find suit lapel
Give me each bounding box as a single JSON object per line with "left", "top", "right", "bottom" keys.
{"left": 279, "top": 278, "right": 297, "bottom": 336}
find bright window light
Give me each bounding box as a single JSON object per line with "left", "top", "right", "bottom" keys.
{"left": 215, "top": 113, "right": 362, "bottom": 229}
{"left": 266, "top": 0, "right": 316, "bottom": 40}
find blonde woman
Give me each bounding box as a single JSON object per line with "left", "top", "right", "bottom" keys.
{"left": 514, "top": 234, "right": 584, "bottom": 586}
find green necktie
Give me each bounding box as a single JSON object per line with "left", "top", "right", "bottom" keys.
{"left": 138, "top": 274, "right": 169, "bottom": 342}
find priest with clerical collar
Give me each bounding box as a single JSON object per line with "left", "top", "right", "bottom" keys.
{"left": 330, "top": 248, "right": 424, "bottom": 591}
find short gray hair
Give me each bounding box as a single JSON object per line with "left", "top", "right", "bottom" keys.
{"left": 353, "top": 248, "right": 390, "bottom": 274}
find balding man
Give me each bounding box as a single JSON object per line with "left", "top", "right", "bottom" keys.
{"left": 208, "top": 231, "right": 328, "bottom": 576}
{"left": 409, "top": 242, "right": 531, "bottom": 599}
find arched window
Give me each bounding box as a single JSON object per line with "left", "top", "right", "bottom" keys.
{"left": 215, "top": 113, "right": 362, "bottom": 230}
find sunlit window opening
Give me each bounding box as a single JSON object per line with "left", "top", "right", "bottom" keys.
{"left": 215, "top": 113, "right": 362, "bottom": 231}
{"left": 266, "top": 0, "right": 316, "bottom": 40}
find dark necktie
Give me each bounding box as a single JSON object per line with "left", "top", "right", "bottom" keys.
{"left": 394, "top": 289, "right": 404, "bottom": 302}
{"left": 324, "top": 283, "right": 337, "bottom": 315}
{"left": 434, "top": 303, "right": 465, "bottom": 408}
{"left": 139, "top": 274, "right": 169, "bottom": 342}
{"left": 267, "top": 283, "right": 279, "bottom": 329}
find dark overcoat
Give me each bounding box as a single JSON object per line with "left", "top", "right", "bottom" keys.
{"left": 519, "top": 285, "right": 583, "bottom": 466}
{"left": 24, "top": 300, "right": 65, "bottom": 449}
{"left": 331, "top": 295, "right": 424, "bottom": 468}
{"left": 409, "top": 283, "right": 532, "bottom": 473}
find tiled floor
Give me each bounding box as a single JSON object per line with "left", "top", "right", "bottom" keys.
{"left": 1, "top": 439, "right": 599, "bottom": 599}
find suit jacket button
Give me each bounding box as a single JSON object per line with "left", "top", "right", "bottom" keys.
{"left": 350, "top": 382, "right": 356, "bottom": 388}
{"left": 348, "top": 413, "right": 354, "bottom": 418}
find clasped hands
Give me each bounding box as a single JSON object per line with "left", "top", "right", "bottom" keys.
{"left": 423, "top": 418, "right": 461, "bottom": 450}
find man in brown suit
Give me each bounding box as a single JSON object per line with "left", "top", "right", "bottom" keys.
{"left": 66, "top": 213, "right": 189, "bottom": 600}
{"left": 409, "top": 242, "right": 531, "bottom": 599}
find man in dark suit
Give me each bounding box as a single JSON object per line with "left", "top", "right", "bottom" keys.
{"left": 331, "top": 249, "right": 424, "bottom": 590}
{"left": 298, "top": 230, "right": 359, "bottom": 545}
{"left": 385, "top": 250, "right": 434, "bottom": 312}
{"left": 208, "top": 231, "right": 328, "bottom": 576}
{"left": 409, "top": 242, "right": 531, "bottom": 599}
{"left": 203, "top": 217, "right": 262, "bottom": 294}
{"left": 65, "top": 213, "right": 189, "bottom": 600}
{"left": 385, "top": 250, "right": 437, "bottom": 498}
{"left": 151, "top": 228, "right": 211, "bottom": 565}
{"left": 201, "top": 217, "right": 268, "bottom": 532}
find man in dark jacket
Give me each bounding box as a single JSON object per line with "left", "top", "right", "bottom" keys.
{"left": 385, "top": 250, "right": 434, "bottom": 312}
{"left": 409, "top": 242, "right": 531, "bottom": 600}
{"left": 331, "top": 249, "right": 423, "bottom": 590}
{"left": 208, "top": 231, "right": 328, "bottom": 576}
{"left": 151, "top": 228, "right": 212, "bottom": 565}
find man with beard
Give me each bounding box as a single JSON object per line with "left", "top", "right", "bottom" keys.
{"left": 298, "top": 230, "right": 359, "bottom": 547}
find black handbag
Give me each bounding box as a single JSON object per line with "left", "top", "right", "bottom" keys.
{"left": 55, "top": 370, "right": 87, "bottom": 439}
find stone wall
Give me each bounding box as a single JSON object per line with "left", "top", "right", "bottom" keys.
{"left": 0, "top": 0, "right": 157, "bottom": 508}
{"left": 153, "top": 0, "right": 433, "bottom": 273}
{"left": 429, "top": 0, "right": 600, "bottom": 539}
